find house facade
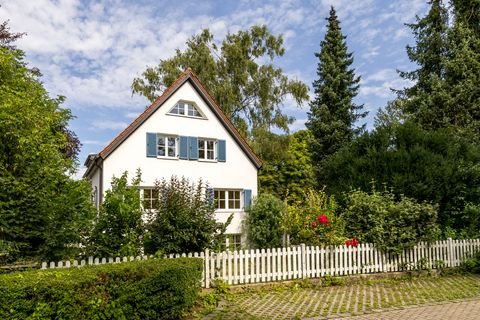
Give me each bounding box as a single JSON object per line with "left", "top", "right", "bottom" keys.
{"left": 84, "top": 68, "right": 261, "bottom": 248}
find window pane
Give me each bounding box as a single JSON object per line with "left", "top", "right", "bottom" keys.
{"left": 158, "top": 146, "right": 165, "bottom": 156}
{"left": 198, "top": 139, "right": 205, "bottom": 159}
{"left": 157, "top": 137, "right": 165, "bottom": 146}
{"left": 214, "top": 190, "right": 226, "bottom": 209}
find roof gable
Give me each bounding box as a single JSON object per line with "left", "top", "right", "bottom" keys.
{"left": 95, "top": 68, "right": 262, "bottom": 169}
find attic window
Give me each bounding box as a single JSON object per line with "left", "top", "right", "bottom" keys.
{"left": 168, "top": 101, "right": 204, "bottom": 118}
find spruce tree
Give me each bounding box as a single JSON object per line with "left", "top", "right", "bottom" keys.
{"left": 397, "top": 0, "right": 449, "bottom": 126}
{"left": 306, "top": 6, "right": 366, "bottom": 182}
{"left": 397, "top": 0, "right": 480, "bottom": 136}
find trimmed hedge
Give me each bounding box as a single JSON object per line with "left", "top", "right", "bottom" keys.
{"left": 0, "top": 258, "right": 202, "bottom": 320}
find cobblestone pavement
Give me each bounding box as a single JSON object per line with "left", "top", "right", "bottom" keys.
{"left": 203, "top": 275, "right": 480, "bottom": 320}
{"left": 329, "top": 299, "right": 480, "bottom": 320}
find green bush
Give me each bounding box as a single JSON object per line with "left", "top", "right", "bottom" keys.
{"left": 145, "top": 177, "right": 231, "bottom": 254}
{"left": 246, "top": 193, "right": 286, "bottom": 248}
{"left": 461, "top": 251, "right": 480, "bottom": 274}
{"left": 343, "top": 188, "right": 440, "bottom": 254}
{"left": 0, "top": 258, "right": 202, "bottom": 320}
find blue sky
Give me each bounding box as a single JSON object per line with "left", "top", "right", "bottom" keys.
{"left": 0, "top": 0, "right": 427, "bottom": 177}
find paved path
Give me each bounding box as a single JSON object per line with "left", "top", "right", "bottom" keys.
{"left": 330, "top": 299, "right": 480, "bottom": 320}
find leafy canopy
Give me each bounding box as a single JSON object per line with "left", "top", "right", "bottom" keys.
{"left": 0, "top": 35, "right": 92, "bottom": 262}
{"left": 132, "top": 25, "right": 309, "bottom": 138}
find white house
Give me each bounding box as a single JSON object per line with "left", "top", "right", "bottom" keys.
{"left": 83, "top": 68, "right": 261, "bottom": 248}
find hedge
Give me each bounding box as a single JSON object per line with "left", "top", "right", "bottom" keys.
{"left": 0, "top": 258, "right": 202, "bottom": 320}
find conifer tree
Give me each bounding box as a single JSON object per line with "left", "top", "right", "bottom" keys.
{"left": 397, "top": 0, "right": 480, "bottom": 136}
{"left": 397, "top": 0, "right": 449, "bottom": 125}
{"left": 306, "top": 6, "right": 366, "bottom": 181}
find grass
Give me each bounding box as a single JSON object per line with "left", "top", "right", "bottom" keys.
{"left": 195, "top": 272, "right": 480, "bottom": 320}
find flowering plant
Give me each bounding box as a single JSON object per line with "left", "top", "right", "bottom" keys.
{"left": 345, "top": 238, "right": 359, "bottom": 247}
{"left": 317, "top": 214, "right": 329, "bottom": 225}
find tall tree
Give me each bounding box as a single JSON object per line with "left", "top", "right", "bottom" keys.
{"left": 397, "top": 0, "right": 480, "bottom": 137}
{"left": 258, "top": 130, "right": 315, "bottom": 203}
{"left": 451, "top": 0, "right": 480, "bottom": 36}
{"left": 0, "top": 22, "right": 93, "bottom": 262}
{"left": 132, "top": 26, "right": 308, "bottom": 139}
{"left": 306, "top": 6, "right": 366, "bottom": 184}
{"left": 441, "top": 3, "right": 480, "bottom": 136}
{"left": 396, "top": 0, "right": 449, "bottom": 129}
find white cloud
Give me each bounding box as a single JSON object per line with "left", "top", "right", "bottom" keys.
{"left": 289, "top": 118, "right": 307, "bottom": 132}
{"left": 360, "top": 68, "right": 413, "bottom": 99}
{"left": 92, "top": 120, "right": 128, "bottom": 130}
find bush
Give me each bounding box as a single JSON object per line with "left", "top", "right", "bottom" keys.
{"left": 144, "top": 177, "right": 230, "bottom": 254}
{"left": 87, "top": 170, "right": 144, "bottom": 257}
{"left": 246, "top": 193, "right": 286, "bottom": 248}
{"left": 343, "top": 188, "right": 440, "bottom": 254}
{"left": 285, "top": 189, "right": 345, "bottom": 246}
{"left": 461, "top": 251, "right": 480, "bottom": 274}
{"left": 0, "top": 258, "right": 202, "bottom": 320}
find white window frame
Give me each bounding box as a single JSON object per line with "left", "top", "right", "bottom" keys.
{"left": 167, "top": 100, "right": 205, "bottom": 119}
{"left": 157, "top": 134, "right": 178, "bottom": 159}
{"left": 214, "top": 189, "right": 242, "bottom": 211}
{"left": 226, "top": 234, "right": 242, "bottom": 251}
{"left": 198, "top": 138, "right": 216, "bottom": 161}
{"left": 141, "top": 188, "right": 159, "bottom": 210}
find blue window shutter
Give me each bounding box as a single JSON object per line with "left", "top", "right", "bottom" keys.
{"left": 244, "top": 189, "right": 252, "bottom": 210}
{"left": 217, "top": 140, "right": 226, "bottom": 162}
{"left": 146, "top": 132, "right": 157, "bottom": 157}
{"left": 188, "top": 136, "right": 198, "bottom": 160}
{"left": 179, "top": 136, "right": 188, "bottom": 159}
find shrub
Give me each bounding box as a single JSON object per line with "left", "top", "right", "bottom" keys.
{"left": 0, "top": 258, "right": 202, "bottom": 320}
{"left": 460, "top": 251, "right": 480, "bottom": 274}
{"left": 87, "top": 170, "right": 144, "bottom": 257}
{"left": 144, "top": 177, "right": 230, "bottom": 254}
{"left": 246, "top": 193, "right": 286, "bottom": 248}
{"left": 285, "top": 189, "right": 345, "bottom": 246}
{"left": 343, "top": 188, "right": 440, "bottom": 254}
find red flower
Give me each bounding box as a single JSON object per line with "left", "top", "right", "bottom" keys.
{"left": 311, "top": 221, "right": 318, "bottom": 229}
{"left": 345, "top": 238, "right": 359, "bottom": 247}
{"left": 317, "top": 214, "right": 330, "bottom": 225}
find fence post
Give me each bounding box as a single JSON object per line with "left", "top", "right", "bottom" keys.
{"left": 204, "top": 248, "right": 210, "bottom": 289}
{"left": 447, "top": 238, "right": 454, "bottom": 267}
{"left": 301, "top": 243, "right": 306, "bottom": 279}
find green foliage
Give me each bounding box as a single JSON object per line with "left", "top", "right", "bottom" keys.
{"left": 322, "top": 122, "right": 480, "bottom": 235}
{"left": 131, "top": 26, "right": 308, "bottom": 138}
{"left": 259, "top": 130, "right": 315, "bottom": 203}
{"left": 0, "top": 44, "right": 93, "bottom": 262}
{"left": 144, "top": 177, "right": 230, "bottom": 254}
{"left": 285, "top": 189, "right": 344, "bottom": 246}
{"left": 396, "top": 0, "right": 480, "bottom": 137}
{"left": 88, "top": 171, "right": 143, "bottom": 257}
{"left": 343, "top": 188, "right": 440, "bottom": 254}
{"left": 307, "top": 6, "right": 366, "bottom": 179}
{"left": 460, "top": 251, "right": 480, "bottom": 274}
{"left": 0, "top": 258, "right": 202, "bottom": 320}
{"left": 245, "top": 194, "right": 286, "bottom": 248}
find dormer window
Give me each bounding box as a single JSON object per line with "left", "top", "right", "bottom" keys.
{"left": 168, "top": 101, "right": 204, "bottom": 118}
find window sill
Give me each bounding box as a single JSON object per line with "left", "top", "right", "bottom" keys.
{"left": 156, "top": 156, "right": 179, "bottom": 160}
{"left": 198, "top": 159, "right": 217, "bottom": 163}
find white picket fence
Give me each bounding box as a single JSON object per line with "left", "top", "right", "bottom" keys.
{"left": 42, "top": 239, "right": 480, "bottom": 288}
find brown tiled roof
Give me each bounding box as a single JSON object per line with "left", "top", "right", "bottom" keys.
{"left": 92, "top": 68, "right": 262, "bottom": 169}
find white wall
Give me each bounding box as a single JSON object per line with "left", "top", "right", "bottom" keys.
{"left": 89, "top": 165, "right": 101, "bottom": 209}
{"left": 101, "top": 81, "right": 258, "bottom": 234}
